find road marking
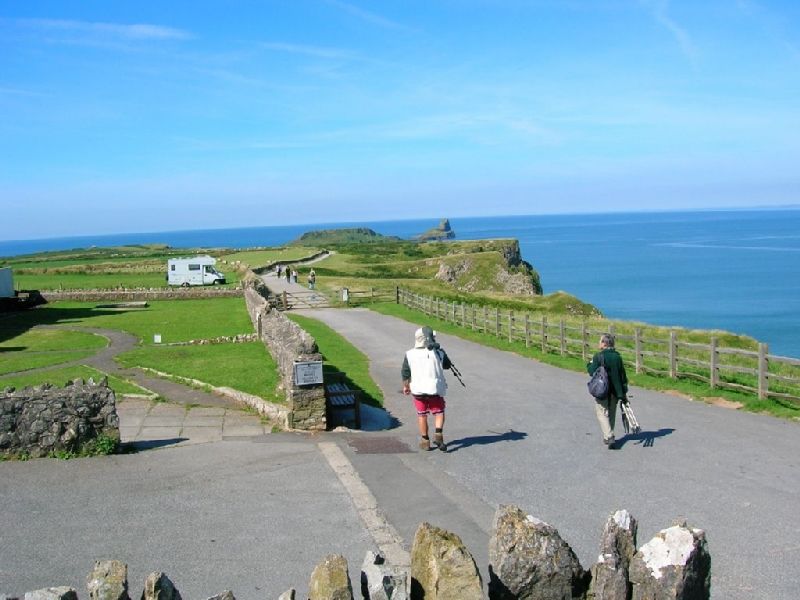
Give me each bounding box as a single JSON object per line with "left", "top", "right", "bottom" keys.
{"left": 318, "top": 441, "right": 410, "bottom": 567}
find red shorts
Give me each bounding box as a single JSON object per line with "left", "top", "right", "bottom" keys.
{"left": 413, "top": 395, "right": 445, "bottom": 415}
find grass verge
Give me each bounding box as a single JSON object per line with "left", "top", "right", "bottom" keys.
{"left": 0, "top": 364, "right": 153, "bottom": 396}
{"left": 286, "top": 313, "right": 383, "bottom": 407}
{"left": 370, "top": 302, "right": 800, "bottom": 420}
{"left": 116, "top": 341, "right": 282, "bottom": 402}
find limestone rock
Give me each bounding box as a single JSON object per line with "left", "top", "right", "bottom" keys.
{"left": 308, "top": 554, "right": 353, "bottom": 600}
{"left": 629, "top": 524, "right": 711, "bottom": 600}
{"left": 410, "top": 522, "right": 482, "bottom": 600}
{"left": 140, "top": 573, "right": 182, "bottom": 600}
{"left": 23, "top": 589, "right": 78, "bottom": 600}
{"left": 87, "top": 560, "right": 130, "bottom": 600}
{"left": 360, "top": 551, "right": 408, "bottom": 600}
{"left": 488, "top": 505, "right": 589, "bottom": 600}
{"left": 590, "top": 510, "right": 638, "bottom": 600}
{"left": 206, "top": 593, "right": 235, "bottom": 600}
{"left": 277, "top": 590, "right": 295, "bottom": 600}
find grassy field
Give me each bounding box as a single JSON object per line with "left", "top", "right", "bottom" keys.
{"left": 0, "top": 365, "right": 153, "bottom": 396}
{"left": 117, "top": 342, "right": 282, "bottom": 401}
{"left": 371, "top": 302, "right": 800, "bottom": 420}
{"left": 220, "top": 247, "right": 322, "bottom": 269}
{"left": 287, "top": 313, "right": 383, "bottom": 407}
{"left": 0, "top": 328, "right": 108, "bottom": 351}
{"left": 0, "top": 298, "right": 253, "bottom": 346}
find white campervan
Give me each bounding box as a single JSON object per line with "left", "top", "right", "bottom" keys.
{"left": 167, "top": 256, "right": 226, "bottom": 287}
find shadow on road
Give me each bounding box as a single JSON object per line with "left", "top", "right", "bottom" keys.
{"left": 123, "top": 438, "right": 189, "bottom": 451}
{"left": 445, "top": 429, "right": 528, "bottom": 452}
{"left": 619, "top": 428, "right": 675, "bottom": 448}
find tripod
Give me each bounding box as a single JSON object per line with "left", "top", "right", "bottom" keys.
{"left": 449, "top": 363, "right": 466, "bottom": 387}
{"left": 619, "top": 398, "right": 641, "bottom": 434}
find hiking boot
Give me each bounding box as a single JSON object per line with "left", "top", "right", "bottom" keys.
{"left": 433, "top": 433, "right": 447, "bottom": 452}
{"left": 605, "top": 436, "right": 617, "bottom": 450}
{"left": 419, "top": 438, "right": 431, "bottom": 451}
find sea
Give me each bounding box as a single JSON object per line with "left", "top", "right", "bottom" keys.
{"left": 2, "top": 208, "right": 799, "bottom": 358}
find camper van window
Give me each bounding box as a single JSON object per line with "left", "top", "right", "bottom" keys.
{"left": 204, "top": 265, "right": 213, "bottom": 273}
{"left": 189, "top": 264, "right": 201, "bottom": 271}
{"left": 171, "top": 265, "right": 175, "bottom": 271}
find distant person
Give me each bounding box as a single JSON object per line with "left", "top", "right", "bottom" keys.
{"left": 402, "top": 326, "right": 453, "bottom": 452}
{"left": 276, "top": 265, "right": 282, "bottom": 278}
{"left": 308, "top": 268, "right": 316, "bottom": 290}
{"left": 285, "top": 266, "right": 291, "bottom": 282}
{"left": 292, "top": 268, "right": 298, "bottom": 283}
{"left": 587, "top": 334, "right": 629, "bottom": 450}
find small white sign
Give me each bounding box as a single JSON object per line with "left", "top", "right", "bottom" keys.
{"left": 153, "top": 334, "right": 162, "bottom": 344}
{"left": 294, "top": 360, "right": 323, "bottom": 386}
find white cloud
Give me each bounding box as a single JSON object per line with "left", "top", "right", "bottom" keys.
{"left": 260, "top": 41, "right": 358, "bottom": 61}
{"left": 640, "top": 0, "right": 697, "bottom": 63}
{"left": 17, "top": 18, "right": 191, "bottom": 42}
{"left": 322, "top": 0, "right": 415, "bottom": 32}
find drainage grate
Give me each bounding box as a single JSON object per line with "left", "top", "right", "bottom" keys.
{"left": 347, "top": 436, "right": 414, "bottom": 454}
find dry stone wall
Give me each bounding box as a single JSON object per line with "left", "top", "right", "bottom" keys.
{"left": 4, "top": 508, "right": 710, "bottom": 600}
{"left": 243, "top": 276, "right": 326, "bottom": 431}
{"left": 41, "top": 289, "right": 242, "bottom": 302}
{"left": 0, "top": 379, "right": 119, "bottom": 458}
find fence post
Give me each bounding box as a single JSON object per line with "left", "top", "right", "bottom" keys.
{"left": 581, "top": 322, "right": 588, "bottom": 361}
{"left": 525, "top": 314, "right": 531, "bottom": 348}
{"left": 461, "top": 302, "right": 466, "bottom": 328}
{"left": 395, "top": 286, "right": 400, "bottom": 304}
{"left": 541, "top": 315, "right": 548, "bottom": 353}
{"left": 452, "top": 301, "right": 456, "bottom": 324}
{"left": 635, "top": 328, "right": 643, "bottom": 375}
{"left": 472, "top": 304, "right": 477, "bottom": 330}
{"left": 483, "top": 306, "right": 488, "bottom": 334}
{"left": 758, "top": 343, "right": 769, "bottom": 400}
{"left": 669, "top": 330, "right": 677, "bottom": 379}
{"left": 495, "top": 307, "right": 501, "bottom": 337}
{"left": 709, "top": 337, "right": 718, "bottom": 388}
{"left": 508, "top": 310, "right": 514, "bottom": 343}
{"left": 559, "top": 319, "right": 566, "bottom": 356}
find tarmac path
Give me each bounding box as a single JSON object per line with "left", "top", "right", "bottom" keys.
{"left": 304, "top": 307, "right": 800, "bottom": 600}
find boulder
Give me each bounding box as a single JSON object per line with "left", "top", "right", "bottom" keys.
{"left": 308, "top": 554, "right": 353, "bottom": 600}
{"left": 629, "top": 524, "right": 710, "bottom": 600}
{"left": 23, "top": 589, "right": 78, "bottom": 600}
{"left": 488, "top": 505, "right": 589, "bottom": 599}
{"left": 410, "top": 522, "right": 482, "bottom": 600}
{"left": 590, "top": 510, "right": 638, "bottom": 600}
{"left": 360, "top": 551, "right": 408, "bottom": 600}
{"left": 140, "top": 573, "right": 181, "bottom": 600}
{"left": 277, "top": 590, "right": 295, "bottom": 600}
{"left": 205, "top": 593, "right": 235, "bottom": 600}
{"left": 87, "top": 560, "right": 130, "bottom": 600}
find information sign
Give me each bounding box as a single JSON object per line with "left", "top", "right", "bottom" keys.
{"left": 293, "top": 360, "right": 323, "bottom": 386}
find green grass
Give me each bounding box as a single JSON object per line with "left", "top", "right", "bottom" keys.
{"left": 14, "top": 272, "right": 173, "bottom": 290}
{"left": 116, "top": 341, "right": 282, "bottom": 402}
{"left": 0, "top": 365, "right": 152, "bottom": 396}
{"left": 0, "top": 327, "right": 108, "bottom": 351}
{"left": 0, "top": 298, "right": 253, "bottom": 345}
{"left": 0, "top": 350, "right": 99, "bottom": 375}
{"left": 286, "top": 313, "right": 383, "bottom": 407}
{"left": 220, "top": 247, "right": 322, "bottom": 268}
{"left": 370, "top": 302, "right": 800, "bottom": 420}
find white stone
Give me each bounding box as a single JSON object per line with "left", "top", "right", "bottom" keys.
{"left": 638, "top": 526, "right": 697, "bottom": 580}
{"left": 613, "top": 509, "right": 632, "bottom": 530}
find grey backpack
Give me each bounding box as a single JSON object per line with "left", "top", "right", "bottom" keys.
{"left": 587, "top": 353, "right": 609, "bottom": 399}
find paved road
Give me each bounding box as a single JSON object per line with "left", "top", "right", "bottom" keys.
{"left": 306, "top": 307, "right": 800, "bottom": 600}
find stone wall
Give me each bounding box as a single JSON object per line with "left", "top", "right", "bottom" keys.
{"left": 41, "top": 288, "right": 243, "bottom": 302}
{"left": 3, "top": 507, "right": 710, "bottom": 600}
{"left": 0, "top": 379, "right": 119, "bottom": 458}
{"left": 243, "top": 275, "right": 327, "bottom": 431}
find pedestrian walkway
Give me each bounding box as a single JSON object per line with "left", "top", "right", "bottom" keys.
{"left": 118, "top": 397, "right": 271, "bottom": 448}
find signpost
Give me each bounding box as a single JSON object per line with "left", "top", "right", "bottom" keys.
{"left": 293, "top": 360, "right": 323, "bottom": 386}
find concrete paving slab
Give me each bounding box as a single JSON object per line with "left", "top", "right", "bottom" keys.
{"left": 179, "top": 427, "right": 223, "bottom": 442}
{"left": 147, "top": 404, "right": 187, "bottom": 416}
{"left": 222, "top": 424, "right": 266, "bottom": 436}
{"left": 181, "top": 416, "right": 223, "bottom": 427}
{"left": 187, "top": 407, "right": 226, "bottom": 417}
{"left": 137, "top": 426, "right": 182, "bottom": 439}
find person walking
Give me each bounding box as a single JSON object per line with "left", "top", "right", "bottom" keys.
{"left": 402, "top": 327, "right": 453, "bottom": 452}
{"left": 308, "top": 268, "right": 316, "bottom": 290}
{"left": 587, "top": 333, "right": 629, "bottom": 450}
{"left": 285, "top": 266, "right": 291, "bottom": 283}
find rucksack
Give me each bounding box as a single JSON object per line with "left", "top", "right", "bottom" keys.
{"left": 587, "top": 353, "right": 609, "bottom": 399}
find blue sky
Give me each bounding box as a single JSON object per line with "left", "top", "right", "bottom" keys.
{"left": 1, "top": 0, "right": 799, "bottom": 240}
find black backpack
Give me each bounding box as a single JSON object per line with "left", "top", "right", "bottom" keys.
{"left": 587, "top": 353, "right": 609, "bottom": 399}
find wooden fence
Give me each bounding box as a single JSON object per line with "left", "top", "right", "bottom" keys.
{"left": 397, "top": 288, "right": 800, "bottom": 404}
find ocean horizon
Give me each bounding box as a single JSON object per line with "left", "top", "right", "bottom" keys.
{"left": 3, "top": 208, "right": 799, "bottom": 358}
